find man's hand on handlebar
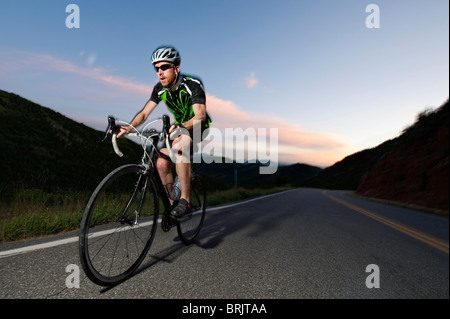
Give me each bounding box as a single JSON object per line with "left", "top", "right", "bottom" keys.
{"left": 116, "top": 126, "right": 131, "bottom": 138}
{"left": 169, "top": 124, "right": 188, "bottom": 141}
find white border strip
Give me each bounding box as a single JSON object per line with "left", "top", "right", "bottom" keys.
{"left": 0, "top": 190, "right": 293, "bottom": 258}
{"left": 0, "top": 236, "right": 79, "bottom": 258}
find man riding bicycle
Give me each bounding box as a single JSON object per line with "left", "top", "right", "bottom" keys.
{"left": 117, "top": 46, "right": 211, "bottom": 218}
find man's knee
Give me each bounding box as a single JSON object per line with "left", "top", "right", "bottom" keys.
{"left": 173, "top": 135, "right": 192, "bottom": 162}
{"left": 156, "top": 157, "right": 171, "bottom": 173}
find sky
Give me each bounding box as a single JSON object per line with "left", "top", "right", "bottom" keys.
{"left": 0, "top": 0, "right": 448, "bottom": 168}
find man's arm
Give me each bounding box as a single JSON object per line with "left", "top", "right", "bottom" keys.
{"left": 117, "top": 100, "right": 158, "bottom": 138}
{"left": 179, "top": 103, "right": 207, "bottom": 133}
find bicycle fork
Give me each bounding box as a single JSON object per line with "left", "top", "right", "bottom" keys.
{"left": 119, "top": 174, "right": 148, "bottom": 226}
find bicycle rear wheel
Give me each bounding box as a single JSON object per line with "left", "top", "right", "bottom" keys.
{"left": 79, "top": 164, "right": 159, "bottom": 286}
{"left": 177, "top": 173, "right": 206, "bottom": 244}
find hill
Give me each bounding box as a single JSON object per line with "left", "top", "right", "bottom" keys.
{"left": 0, "top": 89, "right": 142, "bottom": 200}
{"left": 357, "top": 100, "right": 449, "bottom": 212}
{"left": 195, "top": 160, "right": 322, "bottom": 189}
{"left": 0, "top": 90, "right": 322, "bottom": 197}
{"left": 303, "top": 139, "right": 397, "bottom": 190}
{"left": 304, "top": 100, "right": 449, "bottom": 213}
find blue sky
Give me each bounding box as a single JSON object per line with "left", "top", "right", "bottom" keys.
{"left": 0, "top": 0, "right": 448, "bottom": 167}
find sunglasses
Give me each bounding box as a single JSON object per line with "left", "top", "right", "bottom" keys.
{"left": 154, "top": 64, "right": 174, "bottom": 72}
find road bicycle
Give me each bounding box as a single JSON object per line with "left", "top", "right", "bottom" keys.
{"left": 79, "top": 115, "right": 206, "bottom": 286}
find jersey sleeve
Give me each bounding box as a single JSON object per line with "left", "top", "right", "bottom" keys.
{"left": 186, "top": 78, "right": 206, "bottom": 105}
{"left": 149, "top": 82, "right": 163, "bottom": 104}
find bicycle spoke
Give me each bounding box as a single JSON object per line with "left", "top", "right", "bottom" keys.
{"left": 79, "top": 165, "right": 159, "bottom": 286}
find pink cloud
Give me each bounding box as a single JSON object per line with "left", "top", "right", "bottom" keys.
{"left": 0, "top": 50, "right": 350, "bottom": 166}
{"left": 0, "top": 50, "right": 152, "bottom": 96}
{"left": 245, "top": 72, "right": 259, "bottom": 88}
{"left": 206, "top": 95, "right": 351, "bottom": 166}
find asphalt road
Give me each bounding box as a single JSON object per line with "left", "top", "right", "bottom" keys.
{"left": 0, "top": 188, "right": 448, "bottom": 300}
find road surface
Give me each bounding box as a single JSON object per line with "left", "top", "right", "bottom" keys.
{"left": 0, "top": 189, "right": 448, "bottom": 300}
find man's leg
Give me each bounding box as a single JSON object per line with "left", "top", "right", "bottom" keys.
{"left": 176, "top": 161, "right": 191, "bottom": 202}
{"left": 171, "top": 134, "right": 192, "bottom": 217}
{"left": 157, "top": 149, "right": 174, "bottom": 202}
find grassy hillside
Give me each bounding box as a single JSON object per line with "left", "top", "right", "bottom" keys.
{"left": 0, "top": 89, "right": 142, "bottom": 199}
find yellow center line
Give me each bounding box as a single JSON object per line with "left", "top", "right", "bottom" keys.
{"left": 322, "top": 191, "right": 449, "bottom": 254}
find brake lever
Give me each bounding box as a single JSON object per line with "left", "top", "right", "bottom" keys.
{"left": 103, "top": 116, "right": 116, "bottom": 141}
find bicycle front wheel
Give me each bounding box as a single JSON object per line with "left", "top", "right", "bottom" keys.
{"left": 79, "top": 164, "right": 159, "bottom": 286}
{"left": 177, "top": 173, "right": 206, "bottom": 244}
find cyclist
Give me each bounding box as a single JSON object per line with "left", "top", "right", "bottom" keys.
{"left": 117, "top": 46, "right": 211, "bottom": 217}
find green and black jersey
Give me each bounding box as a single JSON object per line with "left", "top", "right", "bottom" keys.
{"left": 150, "top": 74, "right": 211, "bottom": 128}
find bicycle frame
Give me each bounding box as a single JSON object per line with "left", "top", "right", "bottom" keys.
{"left": 79, "top": 114, "right": 207, "bottom": 286}
{"left": 107, "top": 115, "right": 183, "bottom": 228}
{"left": 152, "top": 163, "right": 174, "bottom": 213}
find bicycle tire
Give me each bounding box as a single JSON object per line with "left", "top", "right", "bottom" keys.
{"left": 79, "top": 164, "right": 159, "bottom": 286}
{"left": 177, "top": 173, "right": 206, "bottom": 244}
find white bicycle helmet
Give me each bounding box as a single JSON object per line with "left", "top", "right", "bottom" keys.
{"left": 151, "top": 46, "right": 181, "bottom": 66}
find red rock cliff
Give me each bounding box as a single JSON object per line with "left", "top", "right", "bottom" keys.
{"left": 357, "top": 101, "right": 449, "bottom": 213}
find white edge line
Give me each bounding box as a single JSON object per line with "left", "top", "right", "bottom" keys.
{"left": 0, "top": 236, "right": 79, "bottom": 258}
{"left": 206, "top": 189, "right": 294, "bottom": 212}
{"left": 0, "top": 189, "right": 294, "bottom": 259}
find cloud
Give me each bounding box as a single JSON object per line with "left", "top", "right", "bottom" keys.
{"left": 43, "top": 55, "right": 150, "bottom": 96}
{"left": 205, "top": 95, "right": 351, "bottom": 166}
{"left": 0, "top": 49, "right": 350, "bottom": 166}
{"left": 206, "top": 95, "right": 344, "bottom": 148}
{"left": 245, "top": 72, "right": 259, "bottom": 88}
{"left": 0, "top": 50, "right": 151, "bottom": 96}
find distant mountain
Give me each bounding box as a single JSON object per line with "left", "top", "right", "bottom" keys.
{"left": 0, "top": 89, "right": 142, "bottom": 198}
{"left": 305, "top": 99, "right": 449, "bottom": 212}
{"left": 195, "top": 160, "right": 323, "bottom": 189}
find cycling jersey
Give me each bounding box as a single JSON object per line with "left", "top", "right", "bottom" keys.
{"left": 149, "top": 74, "right": 211, "bottom": 128}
